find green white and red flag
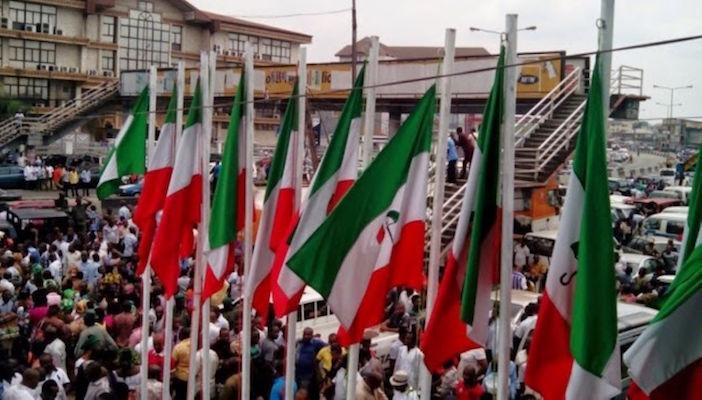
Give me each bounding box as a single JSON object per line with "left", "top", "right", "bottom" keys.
{"left": 286, "top": 85, "right": 435, "bottom": 345}
{"left": 133, "top": 85, "right": 178, "bottom": 275}
{"left": 623, "top": 141, "right": 702, "bottom": 400}
{"left": 203, "top": 73, "right": 247, "bottom": 301}
{"left": 151, "top": 81, "right": 204, "bottom": 298}
{"left": 96, "top": 86, "right": 149, "bottom": 199}
{"left": 421, "top": 48, "right": 505, "bottom": 372}
{"left": 244, "top": 82, "right": 299, "bottom": 320}
{"left": 272, "top": 66, "right": 365, "bottom": 317}
{"left": 525, "top": 58, "right": 620, "bottom": 399}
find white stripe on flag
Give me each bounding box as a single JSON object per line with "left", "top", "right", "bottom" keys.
{"left": 98, "top": 115, "right": 134, "bottom": 187}
{"left": 167, "top": 123, "right": 202, "bottom": 195}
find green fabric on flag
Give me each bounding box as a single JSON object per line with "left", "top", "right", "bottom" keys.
{"left": 164, "top": 84, "right": 178, "bottom": 124}
{"left": 186, "top": 81, "right": 202, "bottom": 129}
{"left": 654, "top": 244, "right": 702, "bottom": 322}
{"left": 286, "top": 85, "right": 436, "bottom": 296}
{"left": 569, "top": 58, "right": 618, "bottom": 377}
{"left": 209, "top": 73, "right": 245, "bottom": 249}
{"left": 264, "top": 81, "right": 298, "bottom": 201}
{"left": 310, "top": 65, "right": 364, "bottom": 194}
{"left": 681, "top": 143, "right": 702, "bottom": 264}
{"left": 460, "top": 48, "right": 504, "bottom": 324}
{"left": 96, "top": 86, "right": 149, "bottom": 199}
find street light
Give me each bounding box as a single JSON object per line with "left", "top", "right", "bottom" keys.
{"left": 653, "top": 84, "right": 693, "bottom": 119}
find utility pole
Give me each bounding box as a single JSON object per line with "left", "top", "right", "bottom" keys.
{"left": 351, "top": 0, "right": 357, "bottom": 82}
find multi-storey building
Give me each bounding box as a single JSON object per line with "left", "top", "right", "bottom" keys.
{"left": 0, "top": 0, "right": 310, "bottom": 133}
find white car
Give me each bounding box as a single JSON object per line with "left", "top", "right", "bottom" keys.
{"left": 662, "top": 186, "right": 693, "bottom": 205}
{"left": 663, "top": 206, "right": 688, "bottom": 214}
{"left": 618, "top": 253, "right": 663, "bottom": 276}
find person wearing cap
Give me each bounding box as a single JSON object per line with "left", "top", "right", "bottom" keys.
{"left": 356, "top": 358, "right": 387, "bottom": 400}
{"left": 389, "top": 370, "right": 419, "bottom": 400}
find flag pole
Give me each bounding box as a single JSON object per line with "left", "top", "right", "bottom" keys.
{"left": 361, "top": 36, "right": 379, "bottom": 167}
{"left": 284, "top": 46, "right": 306, "bottom": 400}
{"left": 186, "top": 52, "right": 208, "bottom": 400}
{"left": 421, "top": 27, "right": 455, "bottom": 399}
{"left": 139, "top": 64, "right": 157, "bottom": 400}
{"left": 241, "top": 41, "right": 255, "bottom": 400}
{"left": 162, "top": 61, "right": 184, "bottom": 400}
{"left": 497, "top": 14, "right": 518, "bottom": 400}
{"left": 598, "top": 0, "right": 615, "bottom": 117}
{"left": 345, "top": 35, "right": 379, "bottom": 400}
{"left": 200, "top": 50, "right": 216, "bottom": 400}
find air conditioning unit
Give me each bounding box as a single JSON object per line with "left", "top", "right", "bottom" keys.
{"left": 48, "top": 65, "right": 56, "bottom": 71}
{"left": 59, "top": 66, "right": 68, "bottom": 72}
{"left": 212, "top": 45, "right": 221, "bottom": 52}
{"left": 68, "top": 67, "right": 78, "bottom": 73}
{"left": 103, "top": 70, "right": 114, "bottom": 77}
{"left": 38, "top": 64, "right": 48, "bottom": 71}
{"left": 34, "top": 102, "right": 45, "bottom": 108}
{"left": 224, "top": 50, "right": 232, "bottom": 56}
{"left": 89, "top": 69, "right": 97, "bottom": 76}
{"left": 24, "top": 25, "right": 34, "bottom": 32}
{"left": 54, "top": 28, "right": 63, "bottom": 35}
{"left": 254, "top": 54, "right": 262, "bottom": 60}
{"left": 1, "top": 18, "right": 8, "bottom": 29}
{"left": 41, "top": 23, "right": 50, "bottom": 34}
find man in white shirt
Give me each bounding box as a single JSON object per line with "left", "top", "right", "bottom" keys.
{"left": 43, "top": 327, "right": 68, "bottom": 374}
{"left": 118, "top": 202, "right": 132, "bottom": 220}
{"left": 122, "top": 227, "right": 138, "bottom": 258}
{"left": 48, "top": 254, "right": 62, "bottom": 282}
{"left": 394, "top": 329, "right": 424, "bottom": 390}
{"left": 514, "top": 238, "right": 531, "bottom": 270}
{"left": 4, "top": 368, "right": 40, "bottom": 400}
{"left": 38, "top": 354, "right": 69, "bottom": 400}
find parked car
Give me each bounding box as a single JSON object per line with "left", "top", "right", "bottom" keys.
{"left": 640, "top": 212, "right": 686, "bottom": 239}
{"left": 661, "top": 186, "right": 693, "bottom": 205}
{"left": 662, "top": 206, "right": 688, "bottom": 214}
{"left": 118, "top": 180, "right": 143, "bottom": 196}
{"left": 631, "top": 198, "right": 682, "bottom": 215}
{"left": 658, "top": 168, "right": 677, "bottom": 186}
{"left": 608, "top": 178, "right": 632, "bottom": 196}
{"left": 649, "top": 190, "right": 682, "bottom": 201}
{"left": 622, "top": 235, "right": 680, "bottom": 255}
{"left": 0, "top": 165, "right": 25, "bottom": 189}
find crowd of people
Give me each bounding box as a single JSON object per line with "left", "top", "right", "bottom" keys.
{"left": 0, "top": 185, "right": 512, "bottom": 400}
{"left": 6, "top": 151, "right": 94, "bottom": 197}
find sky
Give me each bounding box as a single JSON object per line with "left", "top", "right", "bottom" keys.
{"left": 191, "top": 0, "right": 702, "bottom": 121}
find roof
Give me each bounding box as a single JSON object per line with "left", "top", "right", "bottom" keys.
{"left": 335, "top": 36, "right": 489, "bottom": 59}
{"left": 8, "top": 208, "right": 68, "bottom": 220}
{"left": 203, "top": 11, "right": 312, "bottom": 43}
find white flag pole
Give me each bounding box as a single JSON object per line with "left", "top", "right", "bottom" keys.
{"left": 186, "top": 52, "right": 208, "bottom": 400}
{"left": 241, "top": 41, "right": 255, "bottom": 400}
{"left": 139, "top": 64, "right": 157, "bottom": 400}
{"left": 497, "top": 14, "right": 518, "bottom": 400}
{"left": 598, "top": 0, "right": 615, "bottom": 115}
{"left": 284, "top": 46, "right": 306, "bottom": 400}
{"left": 200, "top": 50, "right": 216, "bottom": 400}
{"left": 346, "top": 35, "right": 379, "bottom": 400}
{"left": 161, "top": 61, "right": 185, "bottom": 400}
{"left": 361, "top": 36, "right": 379, "bottom": 167}
{"left": 420, "top": 27, "right": 456, "bottom": 399}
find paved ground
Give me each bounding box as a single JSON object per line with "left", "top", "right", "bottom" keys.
{"left": 614, "top": 153, "right": 668, "bottom": 178}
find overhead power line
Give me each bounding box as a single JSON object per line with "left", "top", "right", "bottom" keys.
{"left": 237, "top": 8, "right": 351, "bottom": 19}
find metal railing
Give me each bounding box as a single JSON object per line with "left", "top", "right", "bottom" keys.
{"left": 610, "top": 65, "right": 643, "bottom": 96}
{"left": 533, "top": 100, "right": 587, "bottom": 178}
{"left": 514, "top": 67, "right": 582, "bottom": 147}
{"left": 424, "top": 177, "right": 468, "bottom": 252}
{"left": 0, "top": 79, "right": 119, "bottom": 146}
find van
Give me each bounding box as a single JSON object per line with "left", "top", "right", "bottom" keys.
{"left": 663, "top": 206, "right": 688, "bottom": 215}
{"left": 661, "top": 186, "right": 693, "bottom": 205}
{"left": 641, "top": 212, "right": 687, "bottom": 239}
{"left": 492, "top": 297, "right": 658, "bottom": 396}
{"left": 523, "top": 230, "right": 558, "bottom": 259}
{"left": 290, "top": 288, "right": 399, "bottom": 365}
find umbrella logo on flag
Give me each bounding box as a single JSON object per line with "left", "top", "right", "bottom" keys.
{"left": 376, "top": 210, "right": 400, "bottom": 244}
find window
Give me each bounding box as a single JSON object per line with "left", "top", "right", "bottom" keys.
{"left": 102, "top": 16, "right": 116, "bottom": 43}
{"left": 9, "top": 39, "right": 55, "bottom": 66}
{"left": 303, "top": 302, "right": 315, "bottom": 320}
{"left": 3, "top": 77, "right": 48, "bottom": 100}
{"left": 119, "top": 13, "right": 170, "bottom": 70}
{"left": 254, "top": 37, "right": 291, "bottom": 63}
{"left": 102, "top": 52, "right": 115, "bottom": 71}
{"left": 138, "top": 1, "right": 154, "bottom": 12}
{"left": 9, "top": 1, "right": 56, "bottom": 31}
{"left": 171, "top": 25, "right": 182, "bottom": 51}
{"left": 666, "top": 221, "right": 684, "bottom": 235}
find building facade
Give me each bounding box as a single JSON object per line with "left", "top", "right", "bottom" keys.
{"left": 0, "top": 0, "right": 310, "bottom": 109}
